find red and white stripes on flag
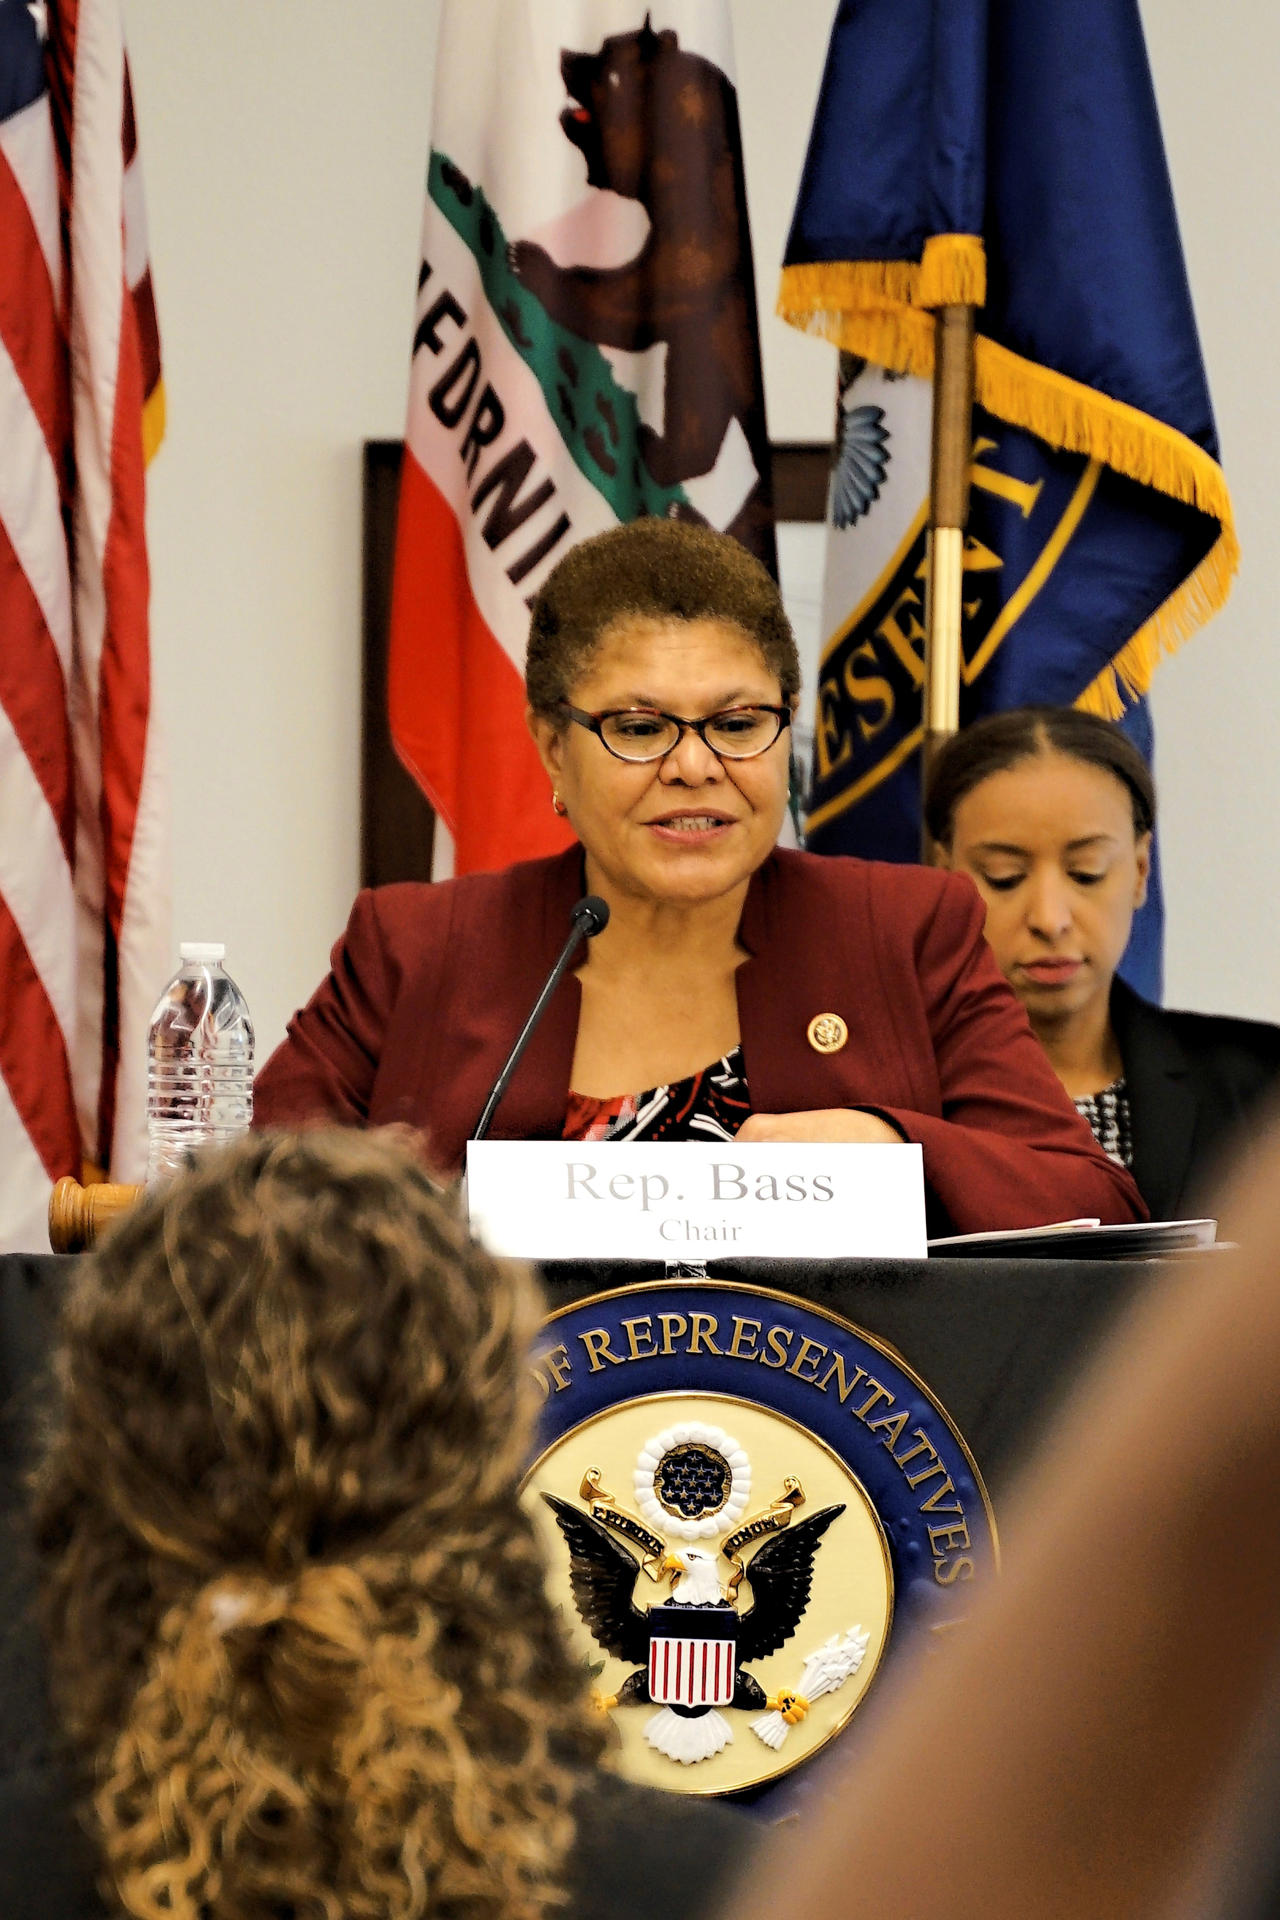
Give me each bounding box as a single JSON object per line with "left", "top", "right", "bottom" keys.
{"left": 0, "top": 0, "right": 166, "bottom": 1251}
{"left": 649, "top": 1629, "right": 735, "bottom": 1707}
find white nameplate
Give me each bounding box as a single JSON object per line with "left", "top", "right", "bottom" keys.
{"left": 465, "top": 1140, "right": 926, "bottom": 1261}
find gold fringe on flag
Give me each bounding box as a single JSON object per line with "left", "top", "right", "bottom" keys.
{"left": 141, "top": 380, "right": 167, "bottom": 466}
{"left": 777, "top": 232, "right": 987, "bottom": 324}
{"left": 1075, "top": 529, "right": 1240, "bottom": 718}
{"left": 777, "top": 236, "right": 1238, "bottom": 707}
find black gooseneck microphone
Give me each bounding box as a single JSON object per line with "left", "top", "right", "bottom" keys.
{"left": 471, "top": 894, "right": 610, "bottom": 1143}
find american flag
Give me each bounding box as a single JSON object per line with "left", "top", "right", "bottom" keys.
{"left": 0, "top": 0, "right": 166, "bottom": 1251}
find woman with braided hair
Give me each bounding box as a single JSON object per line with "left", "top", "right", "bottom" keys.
{"left": 16, "top": 1130, "right": 744, "bottom": 1920}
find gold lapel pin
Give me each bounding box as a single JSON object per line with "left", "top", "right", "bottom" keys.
{"left": 806, "top": 1012, "right": 848, "bottom": 1054}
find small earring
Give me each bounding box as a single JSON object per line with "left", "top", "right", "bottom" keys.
{"left": 552, "top": 790, "right": 567, "bottom": 816}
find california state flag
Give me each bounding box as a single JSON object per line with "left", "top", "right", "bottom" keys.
{"left": 388, "top": 0, "right": 775, "bottom": 878}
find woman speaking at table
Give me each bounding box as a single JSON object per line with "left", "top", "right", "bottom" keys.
{"left": 255, "top": 520, "right": 1141, "bottom": 1234}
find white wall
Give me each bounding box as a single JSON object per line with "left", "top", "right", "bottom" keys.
{"left": 124, "top": 0, "right": 1280, "bottom": 1061}
{"left": 1140, "top": 2, "right": 1280, "bottom": 1019}
{"left": 126, "top": 0, "right": 440, "bottom": 1056}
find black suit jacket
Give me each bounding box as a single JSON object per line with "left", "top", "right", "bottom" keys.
{"left": 1112, "top": 979, "right": 1280, "bottom": 1220}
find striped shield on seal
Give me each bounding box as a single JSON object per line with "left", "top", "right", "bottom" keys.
{"left": 647, "top": 1603, "right": 738, "bottom": 1708}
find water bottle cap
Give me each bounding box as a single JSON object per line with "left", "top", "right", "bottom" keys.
{"left": 179, "top": 941, "right": 226, "bottom": 964}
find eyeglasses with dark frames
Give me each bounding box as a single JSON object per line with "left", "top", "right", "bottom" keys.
{"left": 558, "top": 703, "right": 792, "bottom": 764}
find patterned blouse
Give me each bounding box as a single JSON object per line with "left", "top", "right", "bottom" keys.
{"left": 1073, "top": 1076, "right": 1133, "bottom": 1170}
{"left": 563, "top": 1045, "right": 751, "bottom": 1144}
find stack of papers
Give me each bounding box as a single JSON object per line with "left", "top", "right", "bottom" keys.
{"left": 928, "top": 1218, "right": 1218, "bottom": 1259}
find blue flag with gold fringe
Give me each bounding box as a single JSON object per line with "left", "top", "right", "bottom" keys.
{"left": 778, "top": 0, "right": 1236, "bottom": 999}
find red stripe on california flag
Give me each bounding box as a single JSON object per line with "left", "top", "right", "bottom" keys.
{"left": 0, "top": 160, "right": 69, "bottom": 470}
{"left": 0, "top": 521, "right": 73, "bottom": 855}
{"left": 0, "top": 898, "right": 78, "bottom": 1182}
{"left": 388, "top": 451, "right": 576, "bottom": 876}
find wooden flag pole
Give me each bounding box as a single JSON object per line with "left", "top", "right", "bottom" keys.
{"left": 921, "top": 302, "right": 976, "bottom": 863}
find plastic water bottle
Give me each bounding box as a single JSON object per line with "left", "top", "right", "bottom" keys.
{"left": 146, "top": 943, "right": 255, "bottom": 1184}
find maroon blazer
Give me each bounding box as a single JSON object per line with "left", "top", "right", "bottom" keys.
{"left": 255, "top": 846, "right": 1144, "bottom": 1234}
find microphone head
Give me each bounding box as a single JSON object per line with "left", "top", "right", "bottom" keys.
{"left": 572, "top": 894, "right": 610, "bottom": 938}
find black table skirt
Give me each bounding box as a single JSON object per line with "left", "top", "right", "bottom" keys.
{"left": 3, "top": 1249, "right": 1176, "bottom": 1505}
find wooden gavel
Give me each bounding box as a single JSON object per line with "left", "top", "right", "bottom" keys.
{"left": 48, "top": 1176, "right": 144, "bottom": 1253}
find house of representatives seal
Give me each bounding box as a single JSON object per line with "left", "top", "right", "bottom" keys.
{"left": 525, "top": 1280, "right": 996, "bottom": 1795}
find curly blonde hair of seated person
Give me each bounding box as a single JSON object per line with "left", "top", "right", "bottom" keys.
{"left": 31, "top": 1129, "right": 607, "bottom": 1920}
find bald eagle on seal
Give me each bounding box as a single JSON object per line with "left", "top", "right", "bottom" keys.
{"left": 544, "top": 1494, "right": 844, "bottom": 1764}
